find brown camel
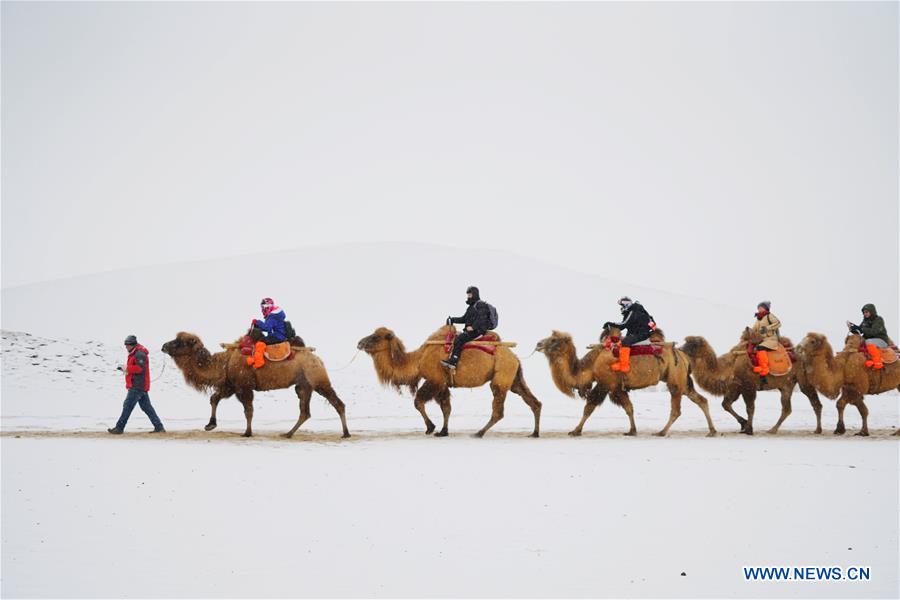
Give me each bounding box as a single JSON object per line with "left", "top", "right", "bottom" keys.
{"left": 356, "top": 325, "right": 541, "bottom": 437}
{"left": 796, "top": 332, "right": 900, "bottom": 436}
{"left": 534, "top": 328, "right": 716, "bottom": 437}
{"left": 680, "top": 329, "right": 823, "bottom": 435}
{"left": 161, "top": 332, "right": 350, "bottom": 438}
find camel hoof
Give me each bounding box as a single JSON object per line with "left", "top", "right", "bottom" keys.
{"left": 342, "top": 433, "right": 351, "bottom": 439}
{"left": 623, "top": 431, "right": 637, "bottom": 437}
{"left": 529, "top": 432, "right": 540, "bottom": 438}
{"left": 281, "top": 432, "right": 293, "bottom": 439}
{"left": 766, "top": 428, "right": 778, "bottom": 435}
{"left": 204, "top": 423, "right": 217, "bottom": 431}
{"left": 434, "top": 430, "right": 448, "bottom": 437}
{"left": 653, "top": 431, "right": 666, "bottom": 437}
{"left": 567, "top": 430, "right": 581, "bottom": 437}
{"left": 834, "top": 428, "right": 846, "bottom": 435}
{"left": 706, "top": 431, "right": 718, "bottom": 438}
{"left": 854, "top": 431, "right": 870, "bottom": 437}
{"left": 425, "top": 423, "right": 436, "bottom": 435}
{"left": 242, "top": 432, "right": 252, "bottom": 438}
{"left": 472, "top": 432, "right": 485, "bottom": 438}
{"left": 814, "top": 428, "right": 823, "bottom": 435}
{"left": 741, "top": 429, "right": 754, "bottom": 436}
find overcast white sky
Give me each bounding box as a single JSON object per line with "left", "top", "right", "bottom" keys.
{"left": 2, "top": 2, "right": 897, "bottom": 317}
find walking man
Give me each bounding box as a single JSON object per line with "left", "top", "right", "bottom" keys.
{"left": 108, "top": 335, "right": 165, "bottom": 434}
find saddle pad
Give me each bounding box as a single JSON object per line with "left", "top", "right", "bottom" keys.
{"left": 264, "top": 341, "right": 292, "bottom": 362}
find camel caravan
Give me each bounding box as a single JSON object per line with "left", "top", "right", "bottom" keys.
{"left": 157, "top": 293, "right": 900, "bottom": 439}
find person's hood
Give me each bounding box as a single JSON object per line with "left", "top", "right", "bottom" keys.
{"left": 466, "top": 286, "right": 480, "bottom": 305}
{"left": 862, "top": 303, "right": 878, "bottom": 317}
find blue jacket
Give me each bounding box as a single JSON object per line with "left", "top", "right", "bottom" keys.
{"left": 254, "top": 310, "right": 287, "bottom": 343}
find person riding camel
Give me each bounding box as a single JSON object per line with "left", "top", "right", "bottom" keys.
{"left": 847, "top": 303, "right": 890, "bottom": 369}
{"left": 751, "top": 301, "right": 781, "bottom": 377}
{"left": 603, "top": 296, "right": 655, "bottom": 373}
{"left": 247, "top": 297, "right": 287, "bottom": 369}
{"left": 441, "top": 286, "right": 494, "bottom": 370}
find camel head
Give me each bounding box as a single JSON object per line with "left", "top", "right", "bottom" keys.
{"left": 741, "top": 326, "right": 763, "bottom": 346}
{"left": 600, "top": 324, "right": 622, "bottom": 342}
{"left": 797, "top": 333, "right": 832, "bottom": 359}
{"left": 162, "top": 332, "right": 206, "bottom": 358}
{"left": 680, "top": 335, "right": 711, "bottom": 358}
{"left": 535, "top": 331, "right": 574, "bottom": 358}
{"left": 843, "top": 333, "right": 864, "bottom": 352}
{"left": 357, "top": 327, "right": 407, "bottom": 363}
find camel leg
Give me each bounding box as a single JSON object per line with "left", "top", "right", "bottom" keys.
{"left": 610, "top": 389, "right": 637, "bottom": 436}
{"left": 434, "top": 388, "right": 451, "bottom": 437}
{"left": 767, "top": 387, "right": 793, "bottom": 434}
{"left": 741, "top": 390, "right": 756, "bottom": 435}
{"left": 283, "top": 382, "right": 313, "bottom": 438}
{"left": 237, "top": 390, "right": 254, "bottom": 437}
{"left": 799, "top": 384, "right": 823, "bottom": 434}
{"left": 721, "top": 388, "right": 747, "bottom": 432}
{"left": 205, "top": 388, "right": 233, "bottom": 431}
{"left": 474, "top": 385, "right": 508, "bottom": 438}
{"left": 655, "top": 390, "right": 682, "bottom": 437}
{"left": 850, "top": 392, "right": 870, "bottom": 437}
{"left": 569, "top": 386, "right": 606, "bottom": 436}
{"left": 413, "top": 382, "right": 437, "bottom": 435}
{"left": 510, "top": 368, "right": 541, "bottom": 437}
{"left": 834, "top": 391, "right": 849, "bottom": 435}
{"left": 317, "top": 382, "right": 350, "bottom": 438}
{"left": 685, "top": 385, "right": 717, "bottom": 437}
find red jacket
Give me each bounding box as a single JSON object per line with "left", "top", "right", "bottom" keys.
{"left": 126, "top": 344, "right": 151, "bottom": 391}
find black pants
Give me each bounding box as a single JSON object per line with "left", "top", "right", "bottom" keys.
{"left": 451, "top": 329, "right": 485, "bottom": 359}
{"left": 250, "top": 327, "right": 285, "bottom": 345}
{"left": 622, "top": 332, "right": 651, "bottom": 347}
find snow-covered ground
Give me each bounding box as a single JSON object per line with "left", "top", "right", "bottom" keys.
{"left": 2, "top": 246, "right": 898, "bottom": 597}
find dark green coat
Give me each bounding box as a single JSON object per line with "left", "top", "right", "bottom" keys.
{"left": 859, "top": 304, "right": 889, "bottom": 343}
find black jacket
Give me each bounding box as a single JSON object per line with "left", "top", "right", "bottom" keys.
{"left": 605, "top": 302, "right": 654, "bottom": 339}
{"left": 451, "top": 301, "right": 493, "bottom": 334}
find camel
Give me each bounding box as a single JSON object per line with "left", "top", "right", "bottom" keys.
{"left": 356, "top": 325, "right": 541, "bottom": 437}
{"left": 534, "top": 328, "right": 716, "bottom": 437}
{"left": 679, "top": 329, "right": 823, "bottom": 435}
{"left": 796, "top": 332, "right": 900, "bottom": 436}
{"left": 161, "top": 332, "right": 350, "bottom": 438}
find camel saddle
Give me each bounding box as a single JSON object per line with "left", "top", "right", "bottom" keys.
{"left": 444, "top": 331, "right": 500, "bottom": 355}
{"left": 264, "top": 341, "right": 293, "bottom": 362}
{"left": 858, "top": 343, "right": 898, "bottom": 366}
{"left": 747, "top": 344, "right": 792, "bottom": 376}
{"left": 610, "top": 342, "right": 664, "bottom": 358}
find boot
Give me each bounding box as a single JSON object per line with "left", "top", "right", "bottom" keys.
{"left": 441, "top": 355, "right": 459, "bottom": 370}
{"left": 247, "top": 341, "right": 266, "bottom": 369}
{"left": 611, "top": 346, "right": 631, "bottom": 373}
{"left": 865, "top": 344, "right": 884, "bottom": 369}
{"left": 753, "top": 350, "right": 770, "bottom": 376}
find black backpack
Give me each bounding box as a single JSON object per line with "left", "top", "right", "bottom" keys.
{"left": 283, "top": 320, "right": 297, "bottom": 339}
{"left": 478, "top": 301, "right": 499, "bottom": 330}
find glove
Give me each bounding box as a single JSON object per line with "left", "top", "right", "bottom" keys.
{"left": 849, "top": 324, "right": 861, "bottom": 335}
{"left": 602, "top": 322, "right": 613, "bottom": 329}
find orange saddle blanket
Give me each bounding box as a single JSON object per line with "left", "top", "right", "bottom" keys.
{"left": 858, "top": 344, "right": 898, "bottom": 366}
{"left": 749, "top": 345, "right": 792, "bottom": 376}
{"left": 264, "top": 341, "right": 293, "bottom": 362}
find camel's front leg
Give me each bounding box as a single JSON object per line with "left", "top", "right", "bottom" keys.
{"left": 570, "top": 386, "right": 606, "bottom": 436}
{"left": 741, "top": 389, "right": 757, "bottom": 435}
{"left": 655, "top": 391, "right": 682, "bottom": 437}
{"left": 434, "top": 388, "right": 451, "bottom": 437}
{"left": 799, "top": 384, "right": 823, "bottom": 434}
{"left": 413, "top": 382, "right": 437, "bottom": 435}
{"left": 767, "top": 386, "right": 793, "bottom": 434}
{"left": 684, "top": 386, "right": 717, "bottom": 437}
{"left": 834, "top": 391, "right": 849, "bottom": 435}
{"left": 284, "top": 383, "right": 313, "bottom": 438}
{"left": 475, "top": 385, "right": 507, "bottom": 438}
{"left": 720, "top": 388, "right": 747, "bottom": 432}
{"left": 205, "top": 388, "right": 232, "bottom": 431}
{"left": 237, "top": 390, "right": 254, "bottom": 437}
{"left": 611, "top": 389, "right": 637, "bottom": 436}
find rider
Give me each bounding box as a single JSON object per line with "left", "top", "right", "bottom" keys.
{"left": 247, "top": 297, "right": 288, "bottom": 369}
{"left": 603, "top": 296, "right": 655, "bottom": 373}
{"left": 847, "top": 303, "right": 889, "bottom": 369}
{"left": 441, "top": 286, "right": 493, "bottom": 370}
{"left": 751, "top": 301, "right": 781, "bottom": 377}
